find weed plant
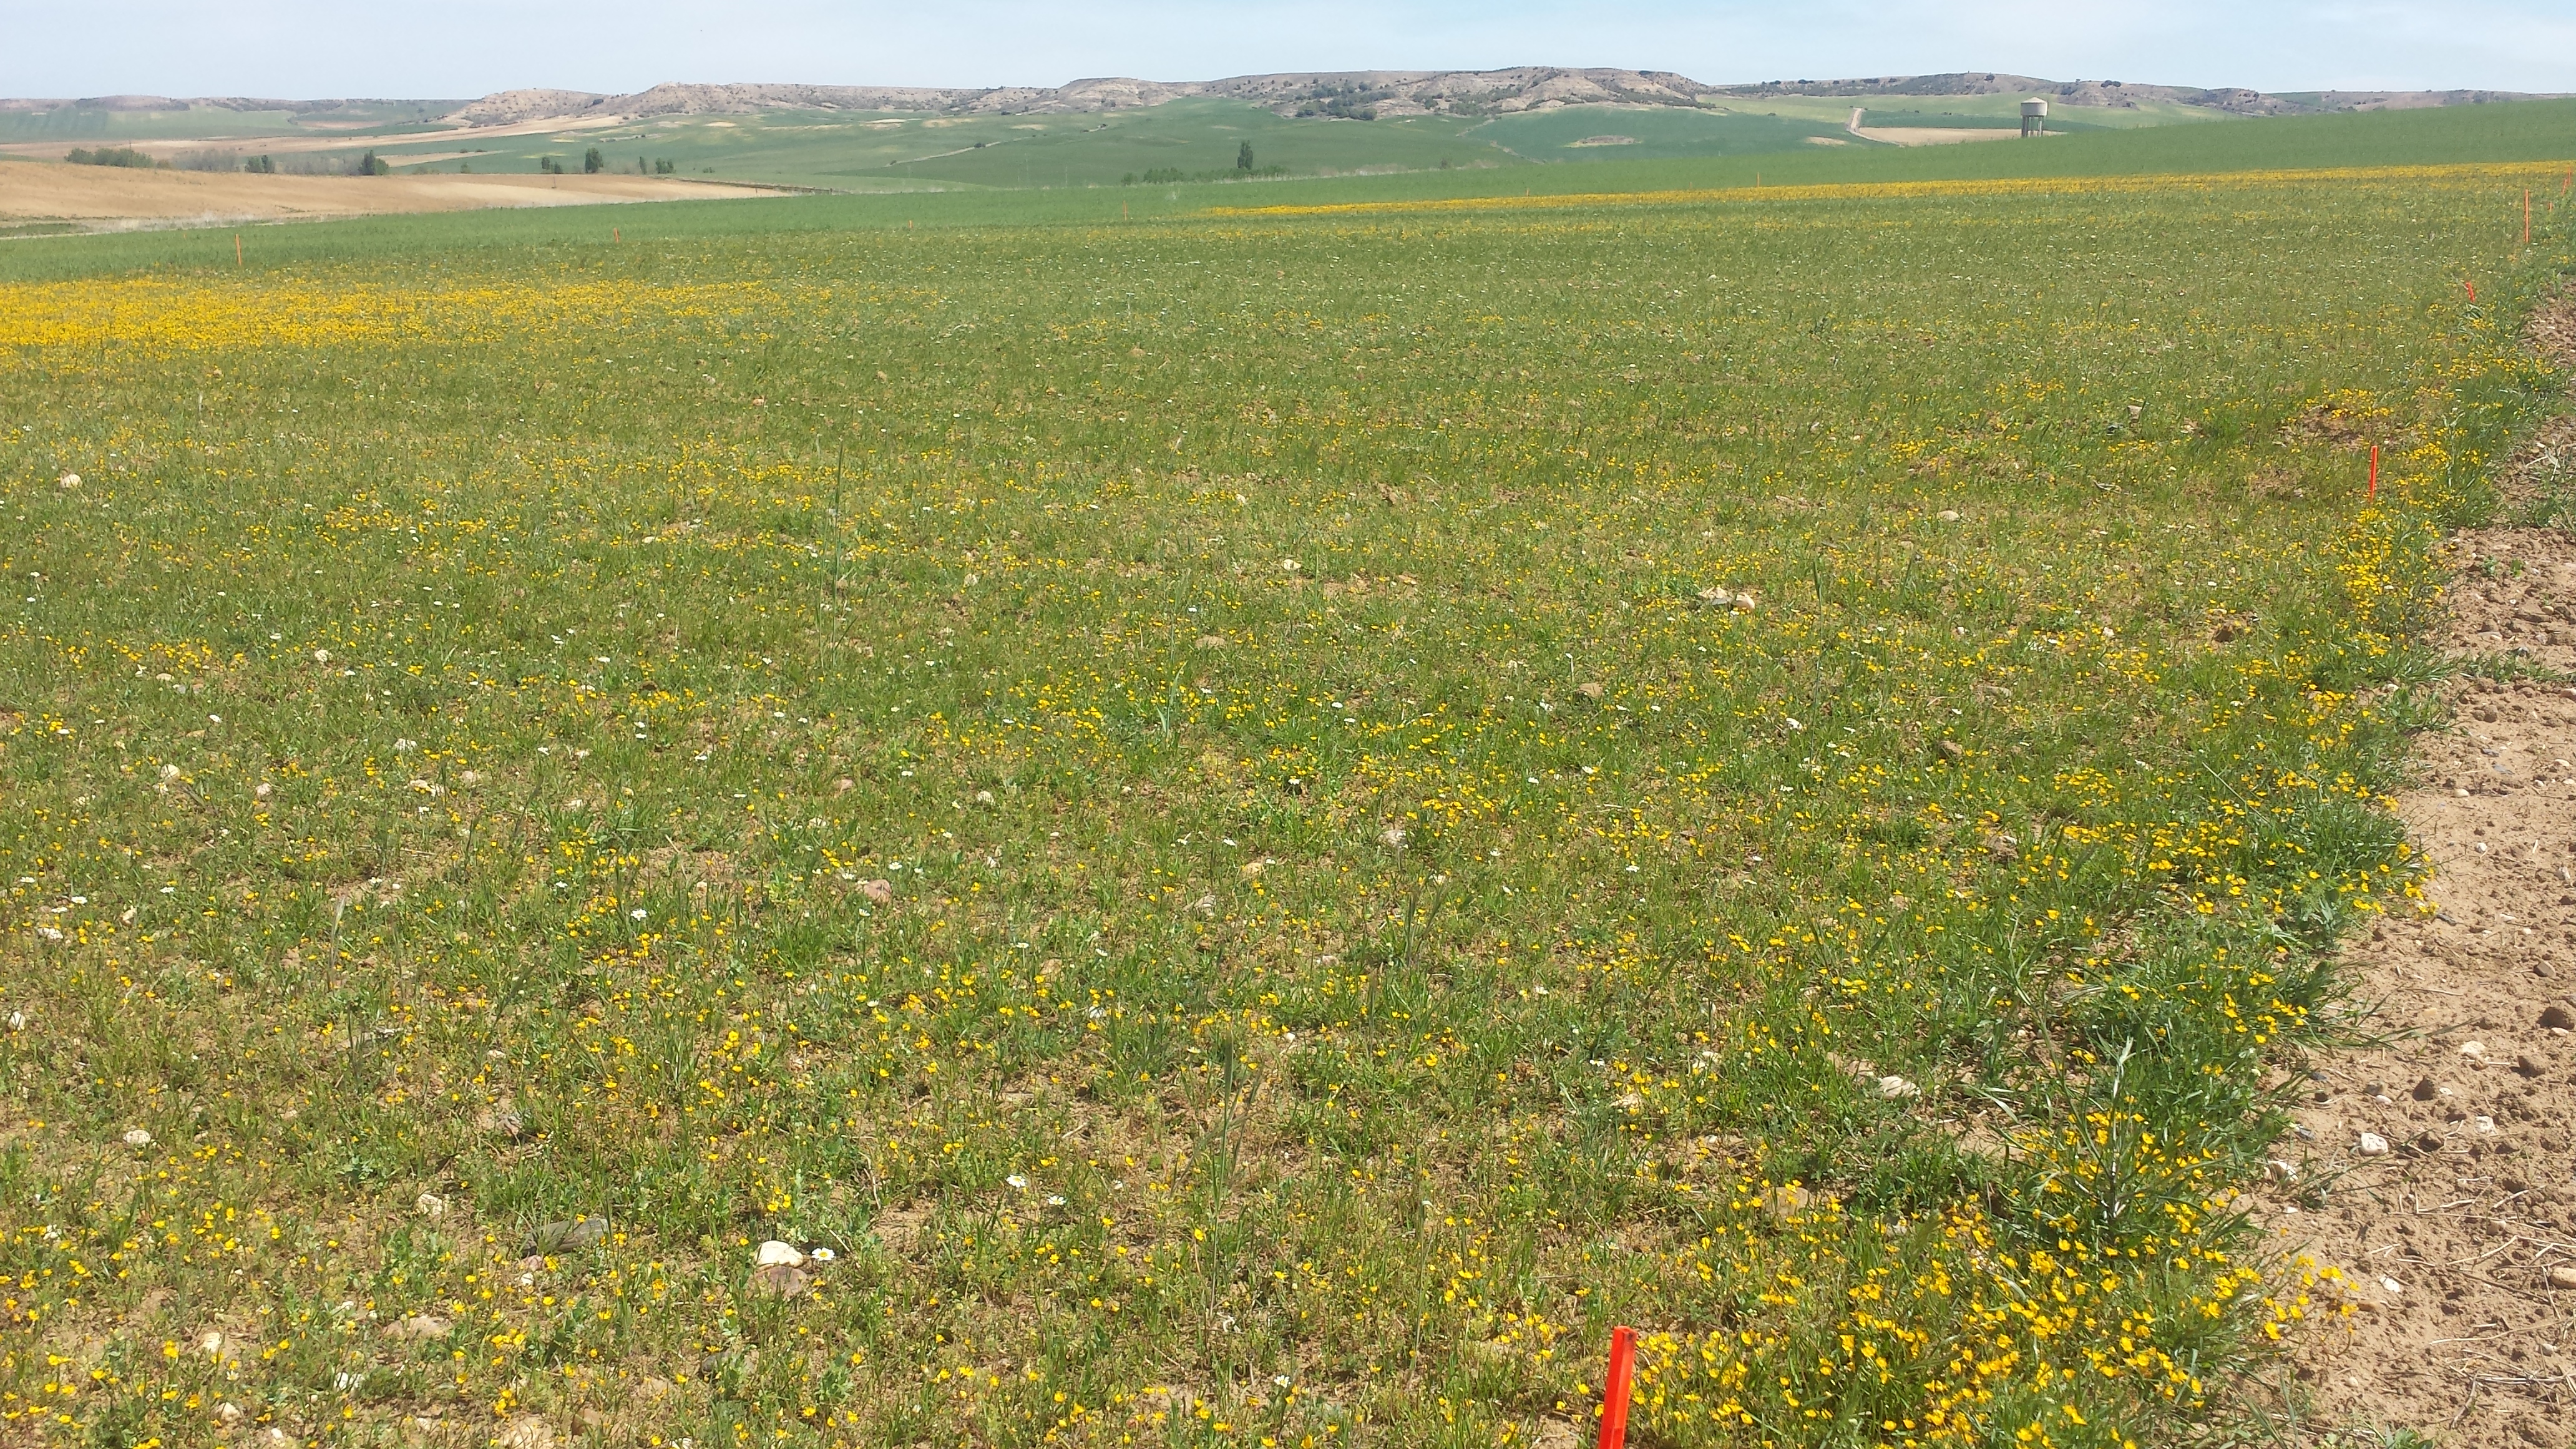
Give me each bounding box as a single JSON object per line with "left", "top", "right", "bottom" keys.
{"left": 0, "top": 162, "right": 2569, "bottom": 1447}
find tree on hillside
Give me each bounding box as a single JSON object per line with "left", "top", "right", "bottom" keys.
{"left": 1237, "top": 141, "right": 1254, "bottom": 172}
{"left": 356, "top": 150, "right": 391, "bottom": 176}
{"left": 583, "top": 147, "right": 604, "bottom": 174}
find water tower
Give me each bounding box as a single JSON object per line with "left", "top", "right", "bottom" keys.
{"left": 2021, "top": 99, "right": 2048, "bottom": 137}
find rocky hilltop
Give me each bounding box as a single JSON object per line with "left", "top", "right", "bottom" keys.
{"left": 441, "top": 67, "right": 1733, "bottom": 125}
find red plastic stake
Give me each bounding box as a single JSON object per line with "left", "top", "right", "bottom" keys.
{"left": 2368, "top": 443, "right": 2379, "bottom": 500}
{"left": 1597, "top": 1326, "right": 1638, "bottom": 1449}
{"left": 2465, "top": 278, "right": 2477, "bottom": 304}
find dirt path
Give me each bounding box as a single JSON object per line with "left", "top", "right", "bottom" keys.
{"left": 1841, "top": 109, "right": 2026, "bottom": 147}
{"left": 0, "top": 160, "right": 785, "bottom": 233}
{"left": 2279, "top": 295, "right": 2576, "bottom": 1447}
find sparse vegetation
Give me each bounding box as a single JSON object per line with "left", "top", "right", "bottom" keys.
{"left": 1292, "top": 80, "right": 1390, "bottom": 120}
{"left": 1126, "top": 163, "right": 1289, "bottom": 185}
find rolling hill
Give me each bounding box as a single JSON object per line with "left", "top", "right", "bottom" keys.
{"left": 0, "top": 68, "right": 2559, "bottom": 195}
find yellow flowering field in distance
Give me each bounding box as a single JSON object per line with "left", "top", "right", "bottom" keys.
{"left": 0, "top": 160, "right": 2569, "bottom": 1448}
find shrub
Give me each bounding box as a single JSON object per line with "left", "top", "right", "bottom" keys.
{"left": 65, "top": 146, "right": 157, "bottom": 169}
{"left": 1132, "top": 163, "right": 1286, "bottom": 186}
{"left": 354, "top": 150, "right": 391, "bottom": 176}
{"left": 583, "top": 147, "right": 604, "bottom": 174}
{"left": 243, "top": 154, "right": 276, "bottom": 174}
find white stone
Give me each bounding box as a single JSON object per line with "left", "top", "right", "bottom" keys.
{"left": 2356, "top": 1132, "right": 2390, "bottom": 1156}
{"left": 755, "top": 1240, "right": 806, "bottom": 1269}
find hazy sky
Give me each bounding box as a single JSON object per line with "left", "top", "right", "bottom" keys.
{"left": 6, "top": 0, "right": 2572, "bottom": 100}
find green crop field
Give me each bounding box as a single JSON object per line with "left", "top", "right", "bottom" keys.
{"left": 0, "top": 103, "right": 2571, "bottom": 1449}
{"left": 357, "top": 100, "right": 1516, "bottom": 193}
{"left": 0, "top": 102, "right": 463, "bottom": 147}
{"left": 2, "top": 85, "right": 2437, "bottom": 192}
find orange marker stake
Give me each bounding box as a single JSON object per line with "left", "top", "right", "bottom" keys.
{"left": 234, "top": 233, "right": 242, "bottom": 267}
{"left": 613, "top": 227, "right": 621, "bottom": 243}
{"left": 2465, "top": 278, "right": 2477, "bottom": 304}
{"left": 1596, "top": 1326, "right": 1638, "bottom": 1449}
{"left": 2368, "top": 442, "right": 2379, "bottom": 501}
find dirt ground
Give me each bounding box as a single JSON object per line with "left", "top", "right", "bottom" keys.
{"left": 2271, "top": 294, "right": 2576, "bottom": 1445}
{"left": 1849, "top": 127, "right": 2029, "bottom": 146}
{"left": 0, "top": 160, "right": 780, "bottom": 232}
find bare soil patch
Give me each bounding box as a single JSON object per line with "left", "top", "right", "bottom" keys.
{"left": 0, "top": 160, "right": 779, "bottom": 232}
{"left": 1849, "top": 127, "right": 2027, "bottom": 147}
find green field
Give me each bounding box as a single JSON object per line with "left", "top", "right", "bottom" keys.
{"left": 414, "top": 99, "right": 1513, "bottom": 192}
{"left": 0, "top": 102, "right": 464, "bottom": 145}
{"left": 1747, "top": 92, "right": 2232, "bottom": 133}
{"left": 2, "top": 84, "right": 2465, "bottom": 191}
{"left": 0, "top": 104, "right": 2570, "bottom": 1448}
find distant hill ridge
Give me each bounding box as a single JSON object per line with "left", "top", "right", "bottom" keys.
{"left": 2, "top": 69, "right": 2557, "bottom": 125}
{"left": 440, "top": 70, "right": 1735, "bottom": 125}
